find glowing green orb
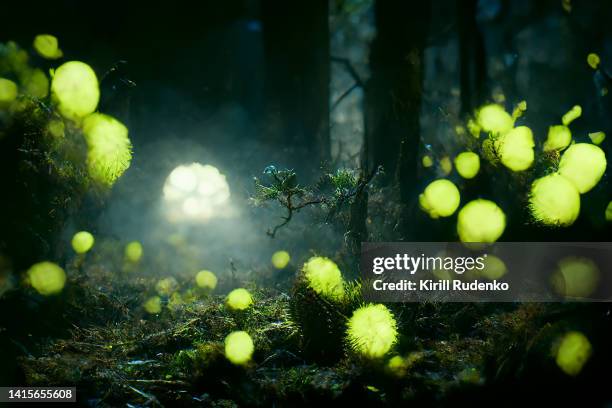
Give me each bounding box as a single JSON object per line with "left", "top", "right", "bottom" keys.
{"left": 51, "top": 61, "right": 99, "bottom": 120}
{"left": 558, "top": 143, "right": 606, "bottom": 194}
{"left": 143, "top": 296, "right": 162, "bottom": 314}
{"left": 457, "top": 199, "right": 506, "bottom": 243}
{"left": 561, "top": 105, "right": 582, "bottom": 126}
{"left": 155, "top": 277, "right": 178, "bottom": 296}
{"left": 71, "top": 231, "right": 94, "bottom": 254}
{"left": 125, "top": 241, "right": 143, "bottom": 263}
{"left": 587, "top": 53, "right": 600, "bottom": 70}
{"left": 480, "top": 255, "right": 507, "bottom": 280}
{"left": 271, "top": 250, "right": 290, "bottom": 269}
{"left": 346, "top": 304, "right": 398, "bottom": 359}
{"left": 224, "top": 330, "right": 254, "bottom": 365}
{"left": 495, "top": 126, "right": 535, "bottom": 171}
{"left": 543, "top": 125, "right": 572, "bottom": 152}
{"left": 555, "top": 331, "right": 592, "bottom": 376}
{"left": 27, "top": 261, "right": 66, "bottom": 296}
{"left": 606, "top": 202, "right": 612, "bottom": 222}
{"left": 195, "top": 270, "right": 217, "bottom": 290}
{"left": 226, "top": 288, "right": 253, "bottom": 311}
{"left": 0, "top": 78, "right": 18, "bottom": 103}
{"left": 454, "top": 152, "right": 480, "bottom": 179}
{"left": 302, "top": 256, "right": 345, "bottom": 301}
{"left": 419, "top": 179, "right": 460, "bottom": 218}
{"left": 82, "top": 113, "right": 133, "bottom": 186}
{"left": 33, "top": 34, "right": 63, "bottom": 59}
{"left": 529, "top": 174, "right": 580, "bottom": 226}
{"left": 476, "top": 104, "right": 514, "bottom": 134}
{"left": 551, "top": 257, "right": 599, "bottom": 299}
{"left": 589, "top": 131, "right": 606, "bottom": 145}
{"left": 422, "top": 155, "right": 433, "bottom": 168}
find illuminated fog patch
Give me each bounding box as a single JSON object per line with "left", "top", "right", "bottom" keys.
{"left": 163, "top": 163, "right": 231, "bottom": 223}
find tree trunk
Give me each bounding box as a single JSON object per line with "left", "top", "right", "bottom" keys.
{"left": 457, "top": 0, "right": 487, "bottom": 117}
{"left": 364, "top": 0, "right": 431, "bottom": 238}
{"left": 261, "top": 0, "right": 330, "bottom": 173}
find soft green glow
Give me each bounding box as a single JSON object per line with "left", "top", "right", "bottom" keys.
{"left": 440, "top": 156, "right": 452, "bottom": 175}
{"left": 551, "top": 257, "right": 599, "bottom": 298}
{"left": 588, "top": 131, "right": 606, "bottom": 145}
{"left": 467, "top": 118, "right": 481, "bottom": 138}
{"left": 457, "top": 200, "right": 506, "bottom": 243}
{"left": 226, "top": 288, "right": 253, "bottom": 310}
{"left": 0, "top": 78, "right": 18, "bottom": 103}
{"left": 476, "top": 104, "right": 514, "bottom": 134}
{"left": 555, "top": 332, "right": 592, "bottom": 376}
{"left": 27, "top": 261, "right": 66, "bottom": 296}
{"left": 51, "top": 61, "right": 99, "bottom": 120}
{"left": 454, "top": 152, "right": 480, "bottom": 179}
{"left": 422, "top": 155, "right": 433, "bottom": 168}
{"left": 82, "top": 113, "right": 133, "bottom": 186}
{"left": 144, "top": 296, "right": 162, "bottom": 314}
{"left": 495, "top": 126, "right": 535, "bottom": 171}
{"left": 558, "top": 143, "right": 606, "bottom": 194}
{"left": 125, "top": 241, "right": 143, "bottom": 263}
{"left": 155, "top": 277, "right": 178, "bottom": 296}
{"left": 71, "top": 231, "right": 94, "bottom": 254}
{"left": 480, "top": 255, "right": 507, "bottom": 280}
{"left": 271, "top": 250, "right": 291, "bottom": 269}
{"left": 346, "top": 304, "right": 398, "bottom": 359}
{"left": 543, "top": 125, "right": 572, "bottom": 152}
{"left": 561, "top": 105, "right": 582, "bottom": 126}
{"left": 587, "top": 53, "right": 600, "bottom": 70}
{"left": 33, "top": 34, "right": 63, "bottom": 59}
{"left": 419, "top": 179, "right": 460, "bottom": 218}
{"left": 47, "top": 120, "right": 65, "bottom": 138}
{"left": 224, "top": 331, "right": 254, "bottom": 365}
{"left": 21, "top": 68, "right": 49, "bottom": 98}
{"left": 195, "top": 270, "right": 217, "bottom": 290}
{"left": 302, "top": 256, "right": 345, "bottom": 301}
{"left": 606, "top": 202, "right": 612, "bottom": 222}
{"left": 529, "top": 174, "right": 580, "bottom": 226}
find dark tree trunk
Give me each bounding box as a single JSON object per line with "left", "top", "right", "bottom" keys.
{"left": 364, "top": 0, "right": 430, "bottom": 238}
{"left": 261, "top": 0, "right": 330, "bottom": 172}
{"left": 457, "top": 0, "right": 487, "bottom": 117}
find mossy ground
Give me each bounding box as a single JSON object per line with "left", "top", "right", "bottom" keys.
{"left": 11, "top": 246, "right": 611, "bottom": 407}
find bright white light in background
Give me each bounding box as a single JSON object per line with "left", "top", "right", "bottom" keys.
{"left": 163, "top": 163, "right": 232, "bottom": 223}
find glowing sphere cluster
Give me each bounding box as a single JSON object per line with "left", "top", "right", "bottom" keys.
{"left": 555, "top": 331, "right": 592, "bottom": 376}
{"left": 457, "top": 199, "right": 506, "bottom": 243}
{"left": 454, "top": 152, "right": 480, "bottom": 179}
{"left": 529, "top": 174, "right": 580, "bottom": 226}
{"left": 82, "top": 113, "right": 133, "bottom": 186}
{"left": 346, "top": 304, "right": 398, "bottom": 359}
{"left": 495, "top": 126, "right": 534, "bottom": 172}
{"left": 271, "top": 250, "right": 291, "bottom": 269}
{"left": 558, "top": 143, "right": 606, "bottom": 194}
{"left": 71, "top": 231, "right": 95, "bottom": 254}
{"left": 195, "top": 270, "right": 217, "bottom": 290}
{"left": 226, "top": 288, "right": 253, "bottom": 311}
{"left": 302, "top": 256, "right": 345, "bottom": 301}
{"left": 224, "top": 331, "right": 254, "bottom": 365}
{"left": 27, "top": 261, "right": 66, "bottom": 296}
{"left": 419, "top": 179, "right": 460, "bottom": 218}
{"left": 51, "top": 61, "right": 99, "bottom": 120}
{"left": 33, "top": 34, "right": 63, "bottom": 59}
{"left": 163, "top": 163, "right": 231, "bottom": 223}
